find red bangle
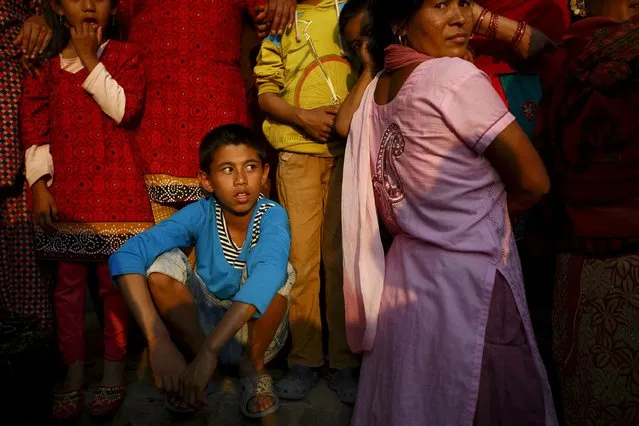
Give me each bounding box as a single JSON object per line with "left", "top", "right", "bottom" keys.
{"left": 512, "top": 21, "right": 527, "bottom": 48}
{"left": 472, "top": 8, "right": 489, "bottom": 36}
{"left": 486, "top": 13, "right": 499, "bottom": 40}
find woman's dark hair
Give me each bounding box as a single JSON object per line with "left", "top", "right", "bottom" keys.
{"left": 339, "top": 0, "right": 370, "bottom": 36}
{"left": 199, "top": 124, "right": 266, "bottom": 173}
{"left": 43, "top": 0, "right": 122, "bottom": 58}
{"left": 368, "top": 0, "right": 425, "bottom": 65}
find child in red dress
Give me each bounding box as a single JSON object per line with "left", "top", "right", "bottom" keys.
{"left": 20, "top": 0, "right": 152, "bottom": 420}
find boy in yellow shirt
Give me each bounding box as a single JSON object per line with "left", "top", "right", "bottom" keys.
{"left": 254, "top": 0, "right": 358, "bottom": 404}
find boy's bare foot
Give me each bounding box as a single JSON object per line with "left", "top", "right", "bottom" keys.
{"left": 101, "top": 359, "right": 125, "bottom": 387}
{"left": 239, "top": 359, "right": 277, "bottom": 416}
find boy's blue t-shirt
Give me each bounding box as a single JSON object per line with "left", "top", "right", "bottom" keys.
{"left": 109, "top": 196, "right": 291, "bottom": 316}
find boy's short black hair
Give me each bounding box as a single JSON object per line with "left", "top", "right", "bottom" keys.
{"left": 199, "top": 124, "right": 266, "bottom": 173}
{"left": 339, "top": 0, "right": 370, "bottom": 36}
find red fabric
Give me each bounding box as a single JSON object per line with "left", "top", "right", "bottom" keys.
{"left": 476, "top": 0, "right": 570, "bottom": 42}
{"left": 538, "top": 16, "right": 639, "bottom": 240}
{"left": 117, "top": 0, "right": 264, "bottom": 180}
{"left": 55, "top": 261, "right": 87, "bottom": 364}
{"left": 471, "top": 0, "right": 571, "bottom": 103}
{"left": 20, "top": 41, "right": 152, "bottom": 224}
{"left": 97, "top": 262, "right": 129, "bottom": 362}
{"left": 55, "top": 262, "right": 128, "bottom": 365}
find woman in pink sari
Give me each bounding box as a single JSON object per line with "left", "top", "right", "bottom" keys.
{"left": 342, "top": 0, "right": 556, "bottom": 424}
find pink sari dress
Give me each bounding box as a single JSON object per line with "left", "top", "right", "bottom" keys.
{"left": 342, "top": 56, "right": 557, "bottom": 425}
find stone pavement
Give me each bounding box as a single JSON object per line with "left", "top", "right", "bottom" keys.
{"left": 77, "top": 312, "right": 353, "bottom": 426}
{"left": 79, "top": 362, "right": 352, "bottom": 426}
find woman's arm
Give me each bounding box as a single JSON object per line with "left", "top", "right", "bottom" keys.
{"left": 472, "top": 3, "right": 554, "bottom": 60}
{"left": 484, "top": 122, "right": 550, "bottom": 215}
{"left": 438, "top": 60, "right": 550, "bottom": 216}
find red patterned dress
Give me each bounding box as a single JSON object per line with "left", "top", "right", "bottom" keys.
{"left": 21, "top": 41, "right": 153, "bottom": 260}
{"left": 21, "top": 40, "right": 153, "bottom": 366}
{"left": 0, "top": 0, "right": 52, "bottom": 329}
{"left": 118, "top": 0, "right": 262, "bottom": 221}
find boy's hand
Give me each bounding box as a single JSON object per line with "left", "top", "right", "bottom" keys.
{"left": 31, "top": 179, "right": 58, "bottom": 232}
{"left": 148, "top": 337, "right": 188, "bottom": 395}
{"left": 298, "top": 106, "right": 339, "bottom": 143}
{"left": 14, "top": 15, "right": 52, "bottom": 59}
{"left": 179, "top": 348, "right": 216, "bottom": 407}
{"left": 70, "top": 22, "right": 102, "bottom": 72}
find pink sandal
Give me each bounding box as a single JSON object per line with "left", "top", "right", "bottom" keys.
{"left": 52, "top": 389, "right": 83, "bottom": 420}
{"left": 88, "top": 384, "right": 126, "bottom": 417}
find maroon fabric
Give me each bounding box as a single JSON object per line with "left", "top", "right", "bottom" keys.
{"left": 474, "top": 272, "right": 546, "bottom": 425}
{"left": 55, "top": 262, "right": 128, "bottom": 365}
{"left": 538, "top": 16, "right": 639, "bottom": 242}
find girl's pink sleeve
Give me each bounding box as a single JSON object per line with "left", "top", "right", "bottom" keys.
{"left": 21, "top": 65, "right": 51, "bottom": 150}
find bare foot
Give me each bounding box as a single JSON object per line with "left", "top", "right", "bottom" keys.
{"left": 239, "top": 359, "right": 274, "bottom": 415}
{"left": 247, "top": 394, "right": 275, "bottom": 414}
{"left": 101, "top": 360, "right": 125, "bottom": 387}
{"left": 62, "top": 360, "right": 85, "bottom": 391}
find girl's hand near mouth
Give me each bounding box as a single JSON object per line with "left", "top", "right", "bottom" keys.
{"left": 70, "top": 21, "right": 103, "bottom": 73}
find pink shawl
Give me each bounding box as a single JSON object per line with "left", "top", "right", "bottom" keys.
{"left": 341, "top": 45, "right": 431, "bottom": 352}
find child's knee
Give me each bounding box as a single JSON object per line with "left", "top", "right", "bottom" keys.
{"left": 148, "top": 272, "right": 182, "bottom": 292}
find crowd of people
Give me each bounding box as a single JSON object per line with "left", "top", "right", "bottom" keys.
{"left": 1, "top": 0, "right": 638, "bottom": 425}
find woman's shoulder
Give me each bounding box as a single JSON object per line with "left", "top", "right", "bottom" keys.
{"left": 414, "top": 56, "right": 483, "bottom": 86}
{"left": 407, "top": 57, "right": 485, "bottom": 105}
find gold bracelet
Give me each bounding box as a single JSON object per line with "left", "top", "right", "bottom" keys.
{"left": 486, "top": 12, "right": 499, "bottom": 40}
{"left": 472, "top": 8, "right": 489, "bottom": 36}
{"left": 512, "top": 21, "right": 527, "bottom": 49}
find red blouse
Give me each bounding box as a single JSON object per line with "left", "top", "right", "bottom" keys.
{"left": 21, "top": 41, "right": 152, "bottom": 225}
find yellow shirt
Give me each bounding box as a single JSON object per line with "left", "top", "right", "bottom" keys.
{"left": 254, "top": 0, "right": 355, "bottom": 156}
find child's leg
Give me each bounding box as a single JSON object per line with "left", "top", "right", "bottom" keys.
{"left": 322, "top": 156, "right": 359, "bottom": 405}
{"left": 242, "top": 294, "right": 288, "bottom": 374}
{"left": 276, "top": 153, "right": 325, "bottom": 369}
{"left": 241, "top": 294, "right": 288, "bottom": 414}
{"left": 321, "top": 156, "right": 359, "bottom": 370}
{"left": 97, "top": 262, "right": 128, "bottom": 386}
{"left": 147, "top": 272, "right": 206, "bottom": 356}
{"left": 55, "top": 261, "right": 88, "bottom": 389}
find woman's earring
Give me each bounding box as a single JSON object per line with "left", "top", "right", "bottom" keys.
{"left": 398, "top": 34, "right": 407, "bottom": 46}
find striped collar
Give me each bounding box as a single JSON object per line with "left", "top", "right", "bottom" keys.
{"left": 214, "top": 195, "right": 274, "bottom": 270}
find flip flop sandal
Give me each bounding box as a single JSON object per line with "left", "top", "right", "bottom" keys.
{"left": 276, "top": 365, "right": 317, "bottom": 400}
{"left": 88, "top": 384, "right": 126, "bottom": 417}
{"left": 163, "top": 396, "right": 200, "bottom": 416}
{"left": 328, "top": 368, "right": 358, "bottom": 405}
{"left": 240, "top": 374, "right": 280, "bottom": 419}
{"left": 52, "top": 389, "right": 84, "bottom": 420}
